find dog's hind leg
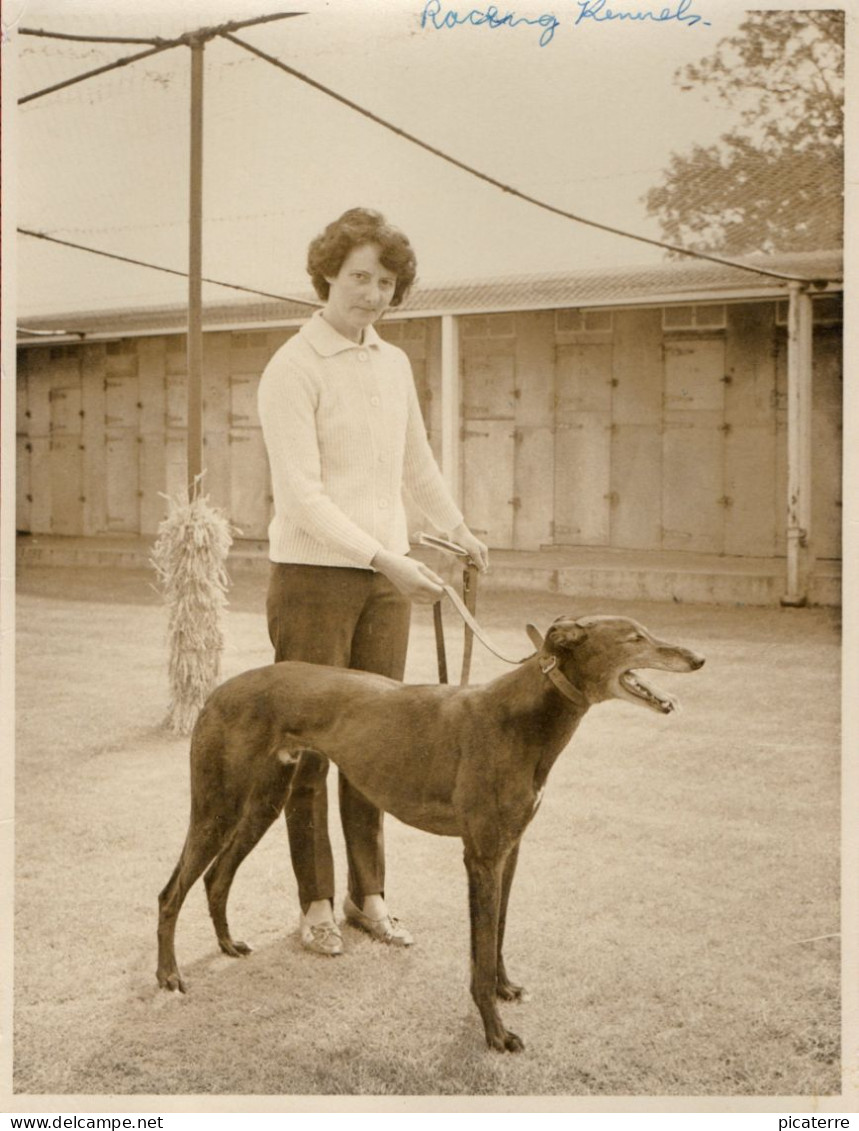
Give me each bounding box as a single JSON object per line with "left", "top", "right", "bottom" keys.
{"left": 495, "top": 841, "right": 527, "bottom": 1003}
{"left": 157, "top": 820, "right": 223, "bottom": 993}
{"left": 204, "top": 770, "right": 294, "bottom": 958}
{"left": 464, "top": 845, "right": 524, "bottom": 1053}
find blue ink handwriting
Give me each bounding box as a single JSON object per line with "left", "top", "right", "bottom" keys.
{"left": 574, "top": 0, "right": 710, "bottom": 28}
{"left": 421, "top": 0, "right": 561, "bottom": 47}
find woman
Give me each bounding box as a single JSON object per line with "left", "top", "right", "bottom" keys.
{"left": 258, "top": 208, "right": 488, "bottom": 956}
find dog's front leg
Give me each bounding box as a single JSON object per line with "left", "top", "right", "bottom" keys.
{"left": 496, "top": 840, "right": 527, "bottom": 1003}
{"left": 464, "top": 845, "right": 524, "bottom": 1052}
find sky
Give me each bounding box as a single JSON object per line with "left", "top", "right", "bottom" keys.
{"left": 5, "top": 0, "right": 843, "bottom": 316}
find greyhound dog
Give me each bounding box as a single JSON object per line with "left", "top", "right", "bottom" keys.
{"left": 156, "top": 613, "right": 704, "bottom": 1052}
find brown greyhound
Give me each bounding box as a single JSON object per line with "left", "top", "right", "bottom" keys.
{"left": 156, "top": 613, "right": 704, "bottom": 1052}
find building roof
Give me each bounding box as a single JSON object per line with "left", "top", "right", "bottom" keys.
{"left": 17, "top": 250, "right": 842, "bottom": 343}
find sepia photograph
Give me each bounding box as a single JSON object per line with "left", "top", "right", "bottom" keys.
{"left": 1, "top": 0, "right": 854, "bottom": 1115}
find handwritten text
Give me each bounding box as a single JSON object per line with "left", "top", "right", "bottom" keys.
{"left": 421, "top": 1, "right": 561, "bottom": 47}
{"left": 574, "top": 0, "right": 711, "bottom": 28}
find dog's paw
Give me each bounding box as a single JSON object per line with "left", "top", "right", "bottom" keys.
{"left": 218, "top": 938, "right": 252, "bottom": 958}
{"left": 496, "top": 980, "right": 530, "bottom": 1003}
{"left": 486, "top": 1027, "right": 525, "bottom": 1053}
{"left": 156, "top": 969, "right": 186, "bottom": 994}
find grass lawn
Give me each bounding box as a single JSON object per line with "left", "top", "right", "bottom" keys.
{"left": 12, "top": 566, "right": 841, "bottom": 1097}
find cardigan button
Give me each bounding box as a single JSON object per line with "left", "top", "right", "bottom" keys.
{"left": 370, "top": 395, "right": 380, "bottom": 406}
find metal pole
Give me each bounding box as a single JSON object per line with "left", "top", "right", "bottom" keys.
{"left": 782, "top": 282, "right": 814, "bottom": 606}
{"left": 187, "top": 36, "right": 204, "bottom": 496}
{"left": 440, "top": 314, "right": 461, "bottom": 503}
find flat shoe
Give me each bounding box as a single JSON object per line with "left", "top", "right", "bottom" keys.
{"left": 299, "top": 913, "right": 343, "bottom": 956}
{"left": 343, "top": 895, "right": 414, "bottom": 947}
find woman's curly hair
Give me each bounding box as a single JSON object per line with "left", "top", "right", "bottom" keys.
{"left": 306, "top": 208, "right": 417, "bottom": 307}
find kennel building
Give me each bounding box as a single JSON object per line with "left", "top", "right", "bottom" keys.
{"left": 16, "top": 251, "right": 843, "bottom": 604}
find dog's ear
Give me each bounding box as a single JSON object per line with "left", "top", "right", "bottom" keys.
{"left": 545, "top": 619, "right": 586, "bottom": 653}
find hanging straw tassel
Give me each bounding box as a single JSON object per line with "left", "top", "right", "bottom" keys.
{"left": 151, "top": 476, "right": 237, "bottom": 735}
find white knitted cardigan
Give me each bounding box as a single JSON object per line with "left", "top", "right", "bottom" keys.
{"left": 258, "top": 311, "right": 464, "bottom": 569}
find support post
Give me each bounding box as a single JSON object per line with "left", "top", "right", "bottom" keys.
{"left": 187, "top": 36, "right": 204, "bottom": 495}
{"left": 781, "top": 283, "right": 814, "bottom": 606}
{"left": 440, "top": 314, "right": 461, "bottom": 505}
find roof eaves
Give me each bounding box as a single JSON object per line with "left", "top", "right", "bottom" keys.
{"left": 17, "top": 251, "right": 843, "bottom": 343}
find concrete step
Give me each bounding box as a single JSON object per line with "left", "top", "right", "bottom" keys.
{"left": 15, "top": 534, "right": 841, "bottom": 607}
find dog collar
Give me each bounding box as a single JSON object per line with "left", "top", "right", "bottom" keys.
{"left": 525, "top": 624, "right": 590, "bottom": 711}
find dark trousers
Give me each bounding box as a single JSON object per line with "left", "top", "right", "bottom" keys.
{"left": 266, "top": 563, "right": 411, "bottom": 912}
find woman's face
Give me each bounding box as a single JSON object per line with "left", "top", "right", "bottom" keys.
{"left": 323, "top": 243, "right": 397, "bottom": 342}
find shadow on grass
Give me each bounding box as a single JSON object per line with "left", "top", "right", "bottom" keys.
{"left": 13, "top": 565, "right": 843, "bottom": 1099}
{"left": 72, "top": 930, "right": 538, "bottom": 1096}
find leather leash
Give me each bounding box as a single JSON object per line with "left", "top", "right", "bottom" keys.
{"left": 413, "top": 533, "right": 590, "bottom": 709}
{"left": 432, "top": 600, "right": 449, "bottom": 684}
{"left": 414, "top": 532, "right": 522, "bottom": 681}
{"left": 460, "top": 560, "right": 478, "bottom": 684}
{"left": 441, "top": 579, "right": 522, "bottom": 670}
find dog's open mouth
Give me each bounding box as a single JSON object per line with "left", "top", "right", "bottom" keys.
{"left": 620, "top": 670, "right": 678, "bottom": 714}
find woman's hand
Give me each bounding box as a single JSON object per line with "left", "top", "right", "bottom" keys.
{"left": 451, "top": 524, "right": 490, "bottom": 572}
{"left": 372, "top": 549, "right": 447, "bottom": 604}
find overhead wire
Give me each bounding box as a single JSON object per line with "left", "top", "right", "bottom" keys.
{"left": 17, "top": 13, "right": 318, "bottom": 334}
{"left": 18, "top": 41, "right": 184, "bottom": 105}
{"left": 17, "top": 12, "right": 305, "bottom": 105}
{"left": 18, "top": 228, "right": 321, "bottom": 308}
{"left": 222, "top": 30, "right": 832, "bottom": 286}
{"left": 16, "top": 10, "right": 839, "bottom": 332}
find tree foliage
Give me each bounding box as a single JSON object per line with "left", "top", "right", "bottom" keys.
{"left": 645, "top": 12, "right": 844, "bottom": 256}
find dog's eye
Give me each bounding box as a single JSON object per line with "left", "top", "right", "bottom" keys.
{"left": 628, "top": 633, "right": 644, "bottom": 643}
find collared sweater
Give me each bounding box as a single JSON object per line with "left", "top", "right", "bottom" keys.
{"left": 258, "top": 310, "right": 464, "bottom": 569}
